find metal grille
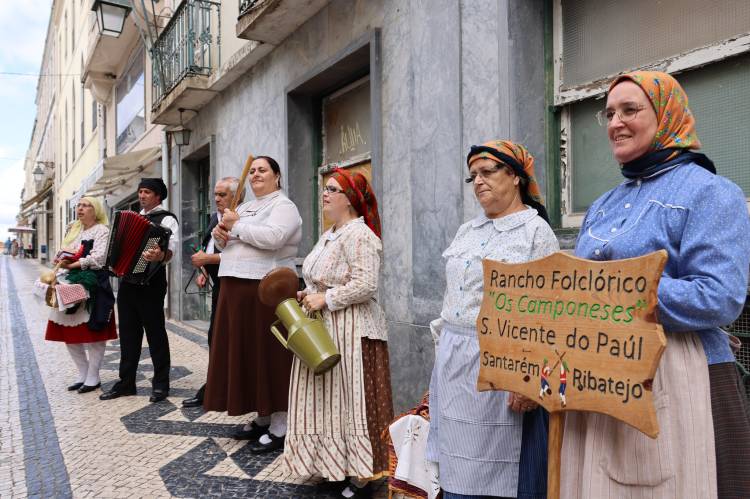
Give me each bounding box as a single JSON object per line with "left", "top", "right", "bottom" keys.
{"left": 151, "top": 0, "right": 221, "bottom": 107}
{"left": 727, "top": 300, "right": 750, "bottom": 400}
{"left": 239, "top": 0, "right": 260, "bottom": 16}
{"left": 561, "top": 0, "right": 750, "bottom": 87}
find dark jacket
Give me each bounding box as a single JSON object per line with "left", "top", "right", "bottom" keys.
{"left": 201, "top": 213, "right": 221, "bottom": 286}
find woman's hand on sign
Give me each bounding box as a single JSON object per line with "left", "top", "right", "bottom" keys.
{"left": 507, "top": 392, "right": 538, "bottom": 413}
{"left": 221, "top": 210, "right": 239, "bottom": 231}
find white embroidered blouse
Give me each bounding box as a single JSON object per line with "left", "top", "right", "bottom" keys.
{"left": 217, "top": 191, "right": 302, "bottom": 280}
{"left": 440, "top": 207, "right": 560, "bottom": 329}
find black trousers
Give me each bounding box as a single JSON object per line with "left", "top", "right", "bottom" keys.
{"left": 116, "top": 277, "right": 171, "bottom": 391}
{"left": 195, "top": 279, "right": 220, "bottom": 401}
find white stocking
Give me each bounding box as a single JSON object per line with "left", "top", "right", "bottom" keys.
{"left": 66, "top": 343, "right": 88, "bottom": 384}
{"left": 84, "top": 341, "right": 106, "bottom": 386}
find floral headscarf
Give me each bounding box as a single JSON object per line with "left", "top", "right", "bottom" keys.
{"left": 609, "top": 71, "right": 714, "bottom": 176}
{"left": 330, "top": 168, "right": 382, "bottom": 238}
{"left": 611, "top": 70, "right": 701, "bottom": 154}
{"left": 466, "top": 139, "right": 549, "bottom": 223}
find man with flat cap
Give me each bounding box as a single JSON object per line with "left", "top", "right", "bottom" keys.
{"left": 101, "top": 177, "right": 179, "bottom": 403}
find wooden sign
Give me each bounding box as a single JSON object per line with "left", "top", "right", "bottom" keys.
{"left": 476, "top": 250, "right": 668, "bottom": 438}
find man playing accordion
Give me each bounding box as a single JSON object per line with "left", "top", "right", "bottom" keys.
{"left": 100, "top": 177, "right": 179, "bottom": 403}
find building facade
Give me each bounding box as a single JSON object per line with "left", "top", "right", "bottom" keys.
{"left": 19, "top": 0, "right": 750, "bottom": 410}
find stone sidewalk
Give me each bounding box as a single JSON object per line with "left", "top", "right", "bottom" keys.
{"left": 0, "top": 256, "right": 388, "bottom": 498}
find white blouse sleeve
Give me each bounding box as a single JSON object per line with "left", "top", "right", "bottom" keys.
{"left": 79, "top": 226, "right": 110, "bottom": 270}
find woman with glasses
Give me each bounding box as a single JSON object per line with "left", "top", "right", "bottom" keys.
{"left": 426, "top": 140, "right": 559, "bottom": 499}
{"left": 561, "top": 71, "right": 750, "bottom": 499}
{"left": 45, "top": 197, "right": 117, "bottom": 393}
{"left": 284, "top": 169, "right": 392, "bottom": 499}
{"left": 205, "top": 156, "right": 302, "bottom": 454}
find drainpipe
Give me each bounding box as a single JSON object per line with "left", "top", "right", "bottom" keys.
{"left": 161, "top": 129, "right": 175, "bottom": 320}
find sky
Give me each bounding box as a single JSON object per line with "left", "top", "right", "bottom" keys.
{"left": 0, "top": 1, "right": 53, "bottom": 242}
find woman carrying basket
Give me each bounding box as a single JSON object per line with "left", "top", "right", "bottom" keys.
{"left": 44, "top": 196, "right": 117, "bottom": 394}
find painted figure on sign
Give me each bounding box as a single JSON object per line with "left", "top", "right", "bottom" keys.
{"left": 540, "top": 358, "right": 552, "bottom": 399}
{"left": 559, "top": 360, "right": 570, "bottom": 407}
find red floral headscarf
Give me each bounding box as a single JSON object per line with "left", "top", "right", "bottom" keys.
{"left": 330, "top": 168, "right": 382, "bottom": 238}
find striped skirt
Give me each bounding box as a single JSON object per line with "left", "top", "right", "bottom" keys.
{"left": 560, "top": 331, "right": 717, "bottom": 499}
{"left": 426, "top": 323, "right": 546, "bottom": 498}
{"left": 284, "top": 303, "right": 393, "bottom": 481}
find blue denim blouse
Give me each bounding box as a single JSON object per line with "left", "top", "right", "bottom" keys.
{"left": 575, "top": 160, "right": 750, "bottom": 364}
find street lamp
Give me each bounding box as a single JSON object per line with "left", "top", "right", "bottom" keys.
{"left": 33, "top": 161, "right": 53, "bottom": 184}
{"left": 92, "top": 0, "right": 132, "bottom": 38}
{"left": 32, "top": 164, "right": 45, "bottom": 183}
{"left": 172, "top": 108, "right": 194, "bottom": 146}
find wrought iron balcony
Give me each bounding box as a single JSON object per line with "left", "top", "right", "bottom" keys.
{"left": 236, "top": 0, "right": 331, "bottom": 44}
{"left": 239, "top": 0, "right": 260, "bottom": 17}
{"left": 151, "top": 0, "right": 221, "bottom": 108}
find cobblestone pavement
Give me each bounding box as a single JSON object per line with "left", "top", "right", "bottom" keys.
{"left": 0, "top": 256, "right": 388, "bottom": 498}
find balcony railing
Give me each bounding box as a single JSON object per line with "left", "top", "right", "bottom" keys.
{"left": 239, "top": 0, "right": 260, "bottom": 17}
{"left": 151, "top": 0, "right": 221, "bottom": 107}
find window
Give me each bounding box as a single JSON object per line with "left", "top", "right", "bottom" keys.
{"left": 318, "top": 76, "right": 372, "bottom": 233}
{"left": 91, "top": 95, "right": 98, "bottom": 132}
{"left": 115, "top": 49, "right": 145, "bottom": 154}
{"left": 554, "top": 0, "right": 750, "bottom": 226}
{"left": 71, "top": 86, "right": 76, "bottom": 160}
{"left": 80, "top": 59, "right": 85, "bottom": 148}
{"left": 64, "top": 104, "right": 68, "bottom": 174}
{"left": 71, "top": 2, "right": 75, "bottom": 52}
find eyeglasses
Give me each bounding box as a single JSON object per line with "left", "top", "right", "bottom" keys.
{"left": 595, "top": 105, "right": 646, "bottom": 127}
{"left": 465, "top": 164, "right": 505, "bottom": 184}
{"left": 76, "top": 203, "right": 94, "bottom": 209}
{"left": 322, "top": 185, "right": 345, "bottom": 194}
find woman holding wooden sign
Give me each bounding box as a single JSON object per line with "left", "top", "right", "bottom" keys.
{"left": 561, "top": 71, "right": 750, "bottom": 498}
{"left": 205, "top": 156, "right": 302, "bottom": 453}
{"left": 426, "top": 140, "right": 559, "bottom": 499}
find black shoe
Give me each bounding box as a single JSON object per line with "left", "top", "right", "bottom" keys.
{"left": 181, "top": 395, "right": 203, "bottom": 408}
{"left": 315, "top": 479, "right": 348, "bottom": 493}
{"left": 149, "top": 389, "right": 169, "bottom": 403}
{"left": 67, "top": 382, "right": 84, "bottom": 391}
{"left": 99, "top": 385, "right": 137, "bottom": 400}
{"left": 249, "top": 433, "right": 285, "bottom": 454}
{"left": 77, "top": 383, "right": 101, "bottom": 394}
{"left": 232, "top": 421, "right": 270, "bottom": 441}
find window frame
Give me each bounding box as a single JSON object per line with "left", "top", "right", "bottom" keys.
{"left": 551, "top": 0, "right": 750, "bottom": 227}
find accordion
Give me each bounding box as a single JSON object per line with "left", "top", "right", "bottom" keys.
{"left": 105, "top": 210, "right": 172, "bottom": 284}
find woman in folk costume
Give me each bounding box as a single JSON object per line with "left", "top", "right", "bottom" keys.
{"left": 426, "top": 140, "right": 559, "bottom": 499}
{"left": 285, "top": 168, "right": 393, "bottom": 499}
{"left": 561, "top": 71, "right": 750, "bottom": 498}
{"left": 206, "top": 156, "right": 302, "bottom": 453}
{"left": 45, "top": 196, "right": 117, "bottom": 393}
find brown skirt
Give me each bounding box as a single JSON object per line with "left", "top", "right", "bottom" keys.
{"left": 710, "top": 362, "right": 750, "bottom": 498}
{"left": 362, "top": 338, "right": 394, "bottom": 477}
{"left": 203, "top": 277, "right": 293, "bottom": 416}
